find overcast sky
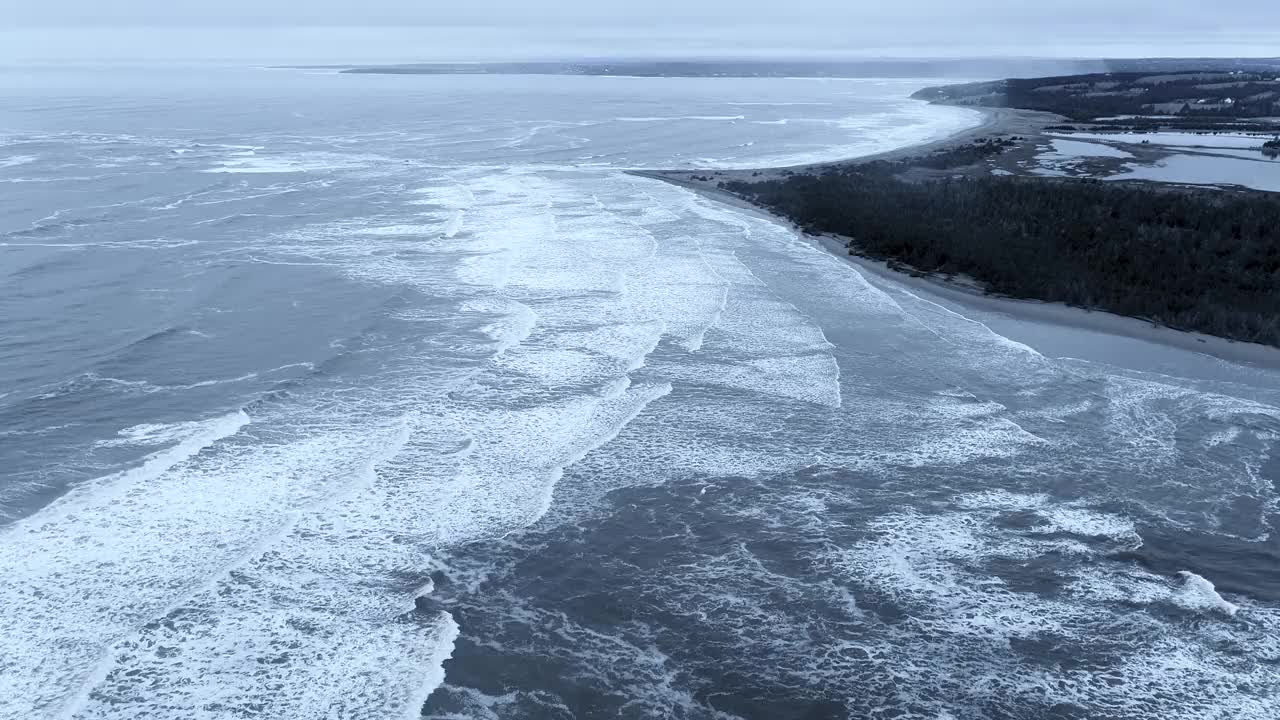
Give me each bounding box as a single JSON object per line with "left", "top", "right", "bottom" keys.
{"left": 5, "top": 1, "right": 1279, "bottom": 63}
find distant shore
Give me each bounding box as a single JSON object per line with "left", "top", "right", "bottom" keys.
{"left": 628, "top": 104, "right": 1038, "bottom": 213}
{"left": 635, "top": 106, "right": 1055, "bottom": 185}
{"left": 631, "top": 105, "right": 1280, "bottom": 370}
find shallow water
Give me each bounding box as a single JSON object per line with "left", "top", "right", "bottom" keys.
{"left": 1, "top": 66, "right": 1278, "bottom": 720}
{"left": 1060, "top": 131, "right": 1274, "bottom": 149}
{"left": 1109, "top": 151, "right": 1280, "bottom": 191}
{"left": 1031, "top": 138, "right": 1135, "bottom": 177}
{"left": 1048, "top": 130, "right": 1280, "bottom": 190}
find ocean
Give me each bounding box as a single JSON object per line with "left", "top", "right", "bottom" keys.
{"left": 1, "top": 64, "right": 1278, "bottom": 720}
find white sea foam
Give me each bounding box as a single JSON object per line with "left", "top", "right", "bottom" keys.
{"left": 53, "top": 415, "right": 468, "bottom": 720}
{"left": 431, "top": 381, "right": 674, "bottom": 545}
{"left": 0, "top": 154, "right": 37, "bottom": 169}
{"left": 443, "top": 210, "right": 465, "bottom": 237}
{"left": 0, "top": 399, "right": 489, "bottom": 720}
{"left": 1171, "top": 571, "right": 1239, "bottom": 616}
{"left": 822, "top": 496, "right": 1275, "bottom": 718}
{"left": 411, "top": 184, "right": 476, "bottom": 210}
{"left": 1102, "top": 375, "right": 1192, "bottom": 461}
{"left": 94, "top": 412, "right": 250, "bottom": 448}
{"left": 728, "top": 101, "right": 834, "bottom": 107}
{"left": 1204, "top": 426, "right": 1243, "bottom": 447}
{"left": 0, "top": 409, "right": 251, "bottom": 716}
{"left": 616, "top": 115, "right": 745, "bottom": 122}
{"left": 0, "top": 175, "right": 112, "bottom": 184}
{"left": 79, "top": 371, "right": 261, "bottom": 396}
{"left": 355, "top": 224, "right": 443, "bottom": 236}
{"left": 203, "top": 151, "right": 387, "bottom": 175}
{"left": 1073, "top": 567, "right": 1243, "bottom": 619}
{"left": 205, "top": 158, "right": 311, "bottom": 174}
{"left": 463, "top": 297, "right": 538, "bottom": 356}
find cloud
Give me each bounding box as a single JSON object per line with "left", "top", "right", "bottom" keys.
{"left": 11, "top": 0, "right": 1277, "bottom": 29}
{"left": 6, "top": 1, "right": 1278, "bottom": 62}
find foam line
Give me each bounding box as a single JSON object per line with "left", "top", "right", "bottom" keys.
{"left": 24, "top": 410, "right": 250, "bottom": 516}
{"left": 432, "top": 381, "right": 674, "bottom": 546}
{"left": 462, "top": 298, "right": 538, "bottom": 357}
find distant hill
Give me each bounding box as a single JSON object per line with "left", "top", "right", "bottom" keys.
{"left": 914, "top": 70, "right": 1280, "bottom": 121}
{"left": 1103, "top": 58, "right": 1280, "bottom": 73}
{"left": 336, "top": 59, "right": 1097, "bottom": 79}
{"left": 332, "top": 58, "right": 1280, "bottom": 82}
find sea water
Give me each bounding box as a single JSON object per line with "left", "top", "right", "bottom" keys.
{"left": 1, "top": 65, "right": 1278, "bottom": 719}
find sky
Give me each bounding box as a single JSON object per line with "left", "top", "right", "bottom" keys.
{"left": 4, "top": 1, "right": 1279, "bottom": 64}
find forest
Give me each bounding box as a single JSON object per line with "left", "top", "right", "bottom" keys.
{"left": 723, "top": 171, "right": 1280, "bottom": 346}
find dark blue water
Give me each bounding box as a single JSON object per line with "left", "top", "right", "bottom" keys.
{"left": 1, "top": 65, "right": 1277, "bottom": 719}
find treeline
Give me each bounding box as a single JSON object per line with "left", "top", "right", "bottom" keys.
{"left": 894, "top": 138, "right": 1016, "bottom": 171}
{"left": 914, "top": 72, "right": 1280, "bottom": 121}
{"left": 1059, "top": 119, "right": 1280, "bottom": 134}
{"left": 724, "top": 172, "right": 1280, "bottom": 346}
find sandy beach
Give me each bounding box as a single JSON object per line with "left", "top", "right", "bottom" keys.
{"left": 632, "top": 105, "right": 1280, "bottom": 373}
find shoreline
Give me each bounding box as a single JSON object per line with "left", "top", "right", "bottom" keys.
{"left": 629, "top": 105, "right": 1280, "bottom": 371}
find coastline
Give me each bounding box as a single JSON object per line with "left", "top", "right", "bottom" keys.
{"left": 627, "top": 104, "right": 1048, "bottom": 193}
{"left": 629, "top": 105, "right": 1280, "bottom": 371}
{"left": 634, "top": 106, "right": 1058, "bottom": 185}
